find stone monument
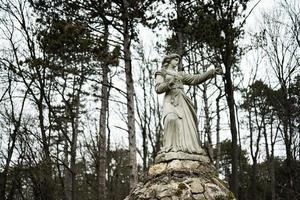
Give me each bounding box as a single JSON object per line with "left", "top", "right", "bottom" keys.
{"left": 125, "top": 54, "right": 235, "bottom": 200}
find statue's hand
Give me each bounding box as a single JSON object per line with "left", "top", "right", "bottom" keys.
{"left": 168, "top": 77, "right": 176, "bottom": 86}
{"left": 215, "top": 67, "right": 223, "bottom": 75}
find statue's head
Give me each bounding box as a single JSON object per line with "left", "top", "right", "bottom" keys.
{"left": 162, "top": 53, "right": 181, "bottom": 69}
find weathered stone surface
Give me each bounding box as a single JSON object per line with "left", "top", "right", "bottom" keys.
{"left": 204, "top": 182, "right": 226, "bottom": 199}
{"left": 125, "top": 159, "right": 235, "bottom": 200}
{"left": 193, "top": 193, "right": 205, "bottom": 199}
{"left": 156, "top": 184, "right": 175, "bottom": 198}
{"left": 189, "top": 178, "right": 204, "bottom": 194}
{"left": 182, "top": 160, "right": 200, "bottom": 170}
{"left": 155, "top": 151, "right": 210, "bottom": 163}
{"left": 148, "top": 163, "right": 167, "bottom": 176}
{"left": 148, "top": 159, "right": 216, "bottom": 178}
{"left": 168, "top": 159, "right": 183, "bottom": 171}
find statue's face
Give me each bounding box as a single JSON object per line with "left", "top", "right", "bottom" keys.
{"left": 169, "top": 57, "right": 180, "bottom": 68}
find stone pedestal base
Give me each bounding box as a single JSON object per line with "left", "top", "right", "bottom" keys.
{"left": 155, "top": 151, "right": 210, "bottom": 163}
{"left": 125, "top": 159, "right": 235, "bottom": 200}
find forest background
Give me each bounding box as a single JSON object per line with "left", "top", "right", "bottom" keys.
{"left": 0, "top": 0, "right": 300, "bottom": 200}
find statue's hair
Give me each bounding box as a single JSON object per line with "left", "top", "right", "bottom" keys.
{"left": 162, "top": 53, "right": 181, "bottom": 68}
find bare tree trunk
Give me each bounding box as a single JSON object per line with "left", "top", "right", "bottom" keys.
{"left": 247, "top": 104, "right": 256, "bottom": 200}
{"left": 249, "top": 109, "right": 256, "bottom": 200}
{"left": 64, "top": 140, "right": 72, "bottom": 200}
{"left": 154, "top": 93, "right": 163, "bottom": 159}
{"left": 70, "top": 83, "right": 82, "bottom": 200}
{"left": 36, "top": 68, "right": 54, "bottom": 200}
{"left": 270, "top": 157, "right": 276, "bottom": 199}
{"left": 97, "top": 24, "right": 109, "bottom": 200}
{"left": 147, "top": 62, "right": 160, "bottom": 163}
{"left": 186, "top": 52, "right": 200, "bottom": 143}
{"left": 264, "top": 113, "right": 276, "bottom": 200}
{"left": 215, "top": 85, "right": 222, "bottom": 175}
{"left": 202, "top": 82, "right": 213, "bottom": 159}
{"left": 134, "top": 49, "right": 149, "bottom": 173}
{"left": 63, "top": 78, "right": 72, "bottom": 200}
{"left": 62, "top": 72, "right": 84, "bottom": 200}
{"left": 142, "top": 67, "right": 148, "bottom": 172}
{"left": 175, "top": 0, "right": 184, "bottom": 71}
{"left": 123, "top": 0, "right": 138, "bottom": 190}
{"left": 224, "top": 70, "right": 239, "bottom": 197}
{"left": 106, "top": 79, "right": 112, "bottom": 198}
{"left": 246, "top": 93, "right": 262, "bottom": 200}
{"left": 281, "top": 89, "right": 294, "bottom": 200}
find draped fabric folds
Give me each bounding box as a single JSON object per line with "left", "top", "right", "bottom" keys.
{"left": 155, "top": 69, "right": 215, "bottom": 154}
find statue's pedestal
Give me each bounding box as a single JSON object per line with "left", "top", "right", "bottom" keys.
{"left": 125, "top": 154, "right": 235, "bottom": 200}
{"left": 154, "top": 151, "right": 210, "bottom": 163}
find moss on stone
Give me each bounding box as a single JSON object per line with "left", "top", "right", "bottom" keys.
{"left": 216, "top": 178, "right": 229, "bottom": 188}
{"left": 175, "top": 189, "right": 182, "bottom": 196}
{"left": 178, "top": 182, "right": 187, "bottom": 190}
{"left": 227, "top": 191, "right": 235, "bottom": 200}
{"left": 175, "top": 182, "right": 187, "bottom": 196}
{"left": 215, "top": 195, "right": 226, "bottom": 200}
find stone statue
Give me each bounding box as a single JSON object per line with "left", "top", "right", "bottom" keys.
{"left": 125, "top": 54, "right": 235, "bottom": 200}
{"left": 154, "top": 53, "right": 223, "bottom": 162}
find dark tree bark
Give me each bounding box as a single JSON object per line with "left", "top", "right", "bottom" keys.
{"left": 97, "top": 23, "right": 110, "bottom": 200}
{"left": 223, "top": 68, "right": 239, "bottom": 196}
{"left": 175, "top": 0, "right": 184, "bottom": 61}
{"left": 215, "top": 83, "right": 223, "bottom": 175}
{"left": 122, "top": 0, "right": 138, "bottom": 189}
{"left": 202, "top": 76, "right": 213, "bottom": 159}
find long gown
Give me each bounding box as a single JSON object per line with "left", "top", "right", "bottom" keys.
{"left": 155, "top": 68, "right": 215, "bottom": 154}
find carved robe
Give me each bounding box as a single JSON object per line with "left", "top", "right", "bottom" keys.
{"left": 155, "top": 68, "right": 215, "bottom": 154}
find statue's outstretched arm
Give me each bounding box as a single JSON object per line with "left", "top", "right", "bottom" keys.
{"left": 182, "top": 69, "right": 216, "bottom": 85}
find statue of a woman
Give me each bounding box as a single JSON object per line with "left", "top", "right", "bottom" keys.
{"left": 155, "top": 54, "right": 222, "bottom": 161}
